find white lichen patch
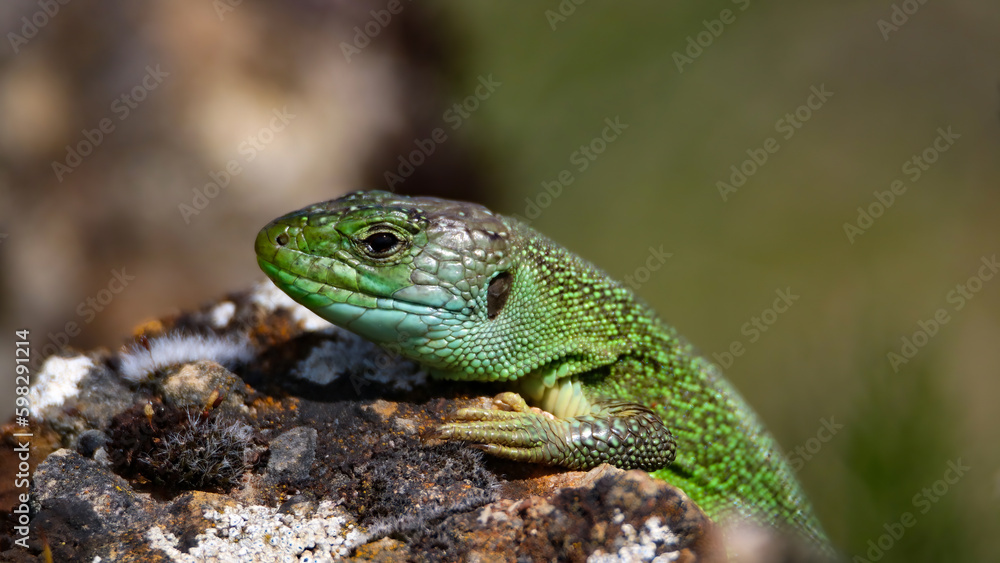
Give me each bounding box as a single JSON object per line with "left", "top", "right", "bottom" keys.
{"left": 587, "top": 514, "right": 681, "bottom": 563}
{"left": 146, "top": 501, "right": 368, "bottom": 562}
{"left": 292, "top": 335, "right": 426, "bottom": 391}
{"left": 30, "top": 355, "right": 94, "bottom": 418}
{"left": 118, "top": 333, "right": 254, "bottom": 382}
{"left": 210, "top": 301, "right": 237, "bottom": 328}
{"left": 250, "top": 280, "right": 329, "bottom": 332}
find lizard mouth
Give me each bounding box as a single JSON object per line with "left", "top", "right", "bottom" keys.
{"left": 255, "top": 229, "right": 444, "bottom": 345}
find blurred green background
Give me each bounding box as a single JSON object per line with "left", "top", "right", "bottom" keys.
{"left": 0, "top": 1, "right": 997, "bottom": 560}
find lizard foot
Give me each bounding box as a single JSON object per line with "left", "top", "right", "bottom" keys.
{"left": 437, "top": 392, "right": 676, "bottom": 471}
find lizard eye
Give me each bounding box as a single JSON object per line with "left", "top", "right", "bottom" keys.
{"left": 362, "top": 231, "right": 401, "bottom": 257}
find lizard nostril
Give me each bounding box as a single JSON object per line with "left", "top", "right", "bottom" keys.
{"left": 275, "top": 233, "right": 289, "bottom": 246}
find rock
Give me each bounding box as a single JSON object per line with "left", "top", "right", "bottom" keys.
{"left": 21, "top": 447, "right": 367, "bottom": 562}
{"left": 265, "top": 427, "right": 318, "bottom": 486}
{"left": 29, "top": 353, "right": 136, "bottom": 449}
{"left": 406, "top": 468, "right": 723, "bottom": 562}
{"left": 338, "top": 442, "right": 501, "bottom": 539}
{"left": 27, "top": 449, "right": 159, "bottom": 561}
{"left": 72, "top": 428, "right": 109, "bottom": 458}
{"left": 0, "top": 283, "right": 724, "bottom": 562}
{"left": 160, "top": 360, "right": 251, "bottom": 418}
{"left": 32, "top": 449, "right": 152, "bottom": 529}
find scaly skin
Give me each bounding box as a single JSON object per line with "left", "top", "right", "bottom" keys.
{"left": 255, "top": 190, "right": 831, "bottom": 554}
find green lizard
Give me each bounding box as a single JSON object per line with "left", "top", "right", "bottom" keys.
{"left": 255, "top": 190, "right": 832, "bottom": 554}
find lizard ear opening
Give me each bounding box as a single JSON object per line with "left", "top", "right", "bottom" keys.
{"left": 487, "top": 272, "right": 512, "bottom": 320}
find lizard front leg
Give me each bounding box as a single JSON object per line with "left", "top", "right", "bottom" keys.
{"left": 438, "top": 391, "right": 675, "bottom": 472}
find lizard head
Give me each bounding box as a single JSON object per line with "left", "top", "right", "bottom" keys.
{"left": 256, "top": 190, "right": 527, "bottom": 379}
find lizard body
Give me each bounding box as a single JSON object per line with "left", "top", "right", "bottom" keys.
{"left": 255, "top": 190, "right": 831, "bottom": 554}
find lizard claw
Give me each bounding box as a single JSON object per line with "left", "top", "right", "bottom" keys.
{"left": 438, "top": 393, "right": 572, "bottom": 465}
{"left": 449, "top": 391, "right": 552, "bottom": 422}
